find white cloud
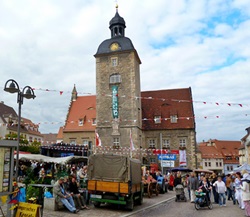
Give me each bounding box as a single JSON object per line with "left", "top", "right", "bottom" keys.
{"left": 0, "top": 0, "right": 249, "bottom": 142}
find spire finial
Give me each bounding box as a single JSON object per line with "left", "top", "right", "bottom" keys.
{"left": 115, "top": 0, "right": 118, "bottom": 12}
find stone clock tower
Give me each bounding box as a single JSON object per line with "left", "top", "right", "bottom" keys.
{"left": 94, "top": 7, "right": 142, "bottom": 149}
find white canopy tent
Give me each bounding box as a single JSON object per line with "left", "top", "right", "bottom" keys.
{"left": 14, "top": 154, "right": 88, "bottom": 165}
{"left": 233, "top": 162, "right": 250, "bottom": 173}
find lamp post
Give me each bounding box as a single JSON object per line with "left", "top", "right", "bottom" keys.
{"left": 4, "top": 79, "right": 36, "bottom": 181}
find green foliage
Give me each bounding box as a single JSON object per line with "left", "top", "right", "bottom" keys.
{"left": 20, "top": 145, "right": 40, "bottom": 154}
{"left": 31, "top": 141, "right": 41, "bottom": 146}
{"left": 23, "top": 167, "right": 37, "bottom": 186}
{"left": 26, "top": 181, "right": 40, "bottom": 200}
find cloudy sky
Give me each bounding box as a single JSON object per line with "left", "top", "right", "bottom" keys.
{"left": 0, "top": 0, "right": 249, "bottom": 142}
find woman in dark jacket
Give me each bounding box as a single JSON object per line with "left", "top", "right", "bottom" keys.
{"left": 174, "top": 173, "right": 182, "bottom": 187}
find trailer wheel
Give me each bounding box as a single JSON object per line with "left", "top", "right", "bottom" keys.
{"left": 93, "top": 201, "right": 101, "bottom": 208}
{"left": 155, "top": 184, "right": 160, "bottom": 196}
{"left": 126, "top": 195, "right": 134, "bottom": 211}
{"left": 147, "top": 183, "right": 153, "bottom": 198}
{"left": 138, "top": 192, "right": 143, "bottom": 205}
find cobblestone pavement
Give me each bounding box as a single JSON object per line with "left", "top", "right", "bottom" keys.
{"left": 42, "top": 191, "right": 245, "bottom": 217}
{"left": 130, "top": 198, "right": 245, "bottom": 217}
{"left": 0, "top": 190, "right": 246, "bottom": 217}
{"left": 43, "top": 191, "right": 175, "bottom": 217}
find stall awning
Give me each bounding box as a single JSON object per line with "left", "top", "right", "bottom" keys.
{"left": 14, "top": 154, "right": 88, "bottom": 164}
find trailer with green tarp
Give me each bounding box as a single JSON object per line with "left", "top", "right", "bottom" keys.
{"left": 87, "top": 153, "right": 143, "bottom": 210}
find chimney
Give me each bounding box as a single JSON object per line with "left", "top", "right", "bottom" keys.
{"left": 0, "top": 101, "right": 4, "bottom": 104}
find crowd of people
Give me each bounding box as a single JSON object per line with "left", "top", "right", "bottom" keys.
{"left": 170, "top": 170, "right": 250, "bottom": 216}
{"left": 17, "top": 160, "right": 250, "bottom": 216}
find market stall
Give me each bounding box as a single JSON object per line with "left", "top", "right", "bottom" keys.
{"left": 14, "top": 154, "right": 88, "bottom": 165}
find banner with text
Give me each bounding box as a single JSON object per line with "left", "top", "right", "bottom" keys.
{"left": 112, "top": 85, "right": 119, "bottom": 119}
{"left": 15, "top": 202, "right": 40, "bottom": 217}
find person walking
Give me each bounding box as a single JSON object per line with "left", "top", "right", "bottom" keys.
{"left": 188, "top": 172, "right": 199, "bottom": 203}
{"left": 226, "top": 174, "right": 233, "bottom": 200}
{"left": 168, "top": 173, "right": 174, "bottom": 191}
{"left": 211, "top": 173, "right": 219, "bottom": 204}
{"left": 213, "top": 176, "right": 227, "bottom": 207}
{"left": 235, "top": 172, "right": 245, "bottom": 209}
{"left": 53, "top": 177, "right": 79, "bottom": 214}
{"left": 241, "top": 173, "right": 250, "bottom": 216}
{"left": 186, "top": 174, "right": 191, "bottom": 200}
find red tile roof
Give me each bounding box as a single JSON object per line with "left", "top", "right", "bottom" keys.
{"left": 141, "top": 88, "right": 195, "bottom": 130}
{"left": 0, "top": 102, "right": 17, "bottom": 123}
{"left": 64, "top": 95, "right": 96, "bottom": 132}
{"left": 63, "top": 88, "right": 195, "bottom": 132}
{"left": 198, "top": 139, "right": 241, "bottom": 163}
{"left": 57, "top": 127, "right": 63, "bottom": 139}
{"left": 198, "top": 145, "right": 223, "bottom": 159}
{"left": 22, "top": 118, "right": 42, "bottom": 136}
{"left": 42, "top": 133, "right": 57, "bottom": 145}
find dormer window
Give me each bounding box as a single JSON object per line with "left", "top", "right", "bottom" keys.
{"left": 154, "top": 116, "right": 161, "bottom": 124}
{"left": 110, "top": 74, "right": 121, "bottom": 84}
{"left": 170, "top": 115, "right": 178, "bottom": 123}
{"left": 79, "top": 119, "right": 84, "bottom": 126}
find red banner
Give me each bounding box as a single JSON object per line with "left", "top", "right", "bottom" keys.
{"left": 152, "top": 149, "right": 179, "bottom": 155}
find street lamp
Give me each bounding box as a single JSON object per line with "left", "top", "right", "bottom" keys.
{"left": 4, "top": 79, "right": 36, "bottom": 181}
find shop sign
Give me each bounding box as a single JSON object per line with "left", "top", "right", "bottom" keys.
{"left": 158, "top": 154, "right": 176, "bottom": 161}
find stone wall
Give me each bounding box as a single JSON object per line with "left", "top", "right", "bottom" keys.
{"left": 62, "top": 131, "right": 95, "bottom": 147}
{"left": 142, "top": 129, "right": 196, "bottom": 169}
{"left": 96, "top": 50, "right": 142, "bottom": 148}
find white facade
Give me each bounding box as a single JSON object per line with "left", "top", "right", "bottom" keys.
{"left": 202, "top": 158, "right": 224, "bottom": 172}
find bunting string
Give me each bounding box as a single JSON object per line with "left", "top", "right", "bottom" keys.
{"left": 1, "top": 86, "right": 249, "bottom": 107}
{"left": 0, "top": 114, "right": 249, "bottom": 127}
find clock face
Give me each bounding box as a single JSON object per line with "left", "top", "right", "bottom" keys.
{"left": 110, "top": 43, "right": 119, "bottom": 51}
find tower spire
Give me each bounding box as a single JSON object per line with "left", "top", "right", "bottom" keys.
{"left": 109, "top": 3, "right": 126, "bottom": 38}
{"left": 71, "top": 84, "right": 77, "bottom": 101}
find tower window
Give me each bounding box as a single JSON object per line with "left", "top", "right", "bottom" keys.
{"left": 114, "top": 27, "right": 118, "bottom": 36}
{"left": 119, "top": 27, "right": 123, "bottom": 35}
{"left": 113, "top": 137, "right": 120, "bottom": 147}
{"left": 111, "top": 57, "right": 118, "bottom": 67}
{"left": 110, "top": 74, "right": 121, "bottom": 84}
